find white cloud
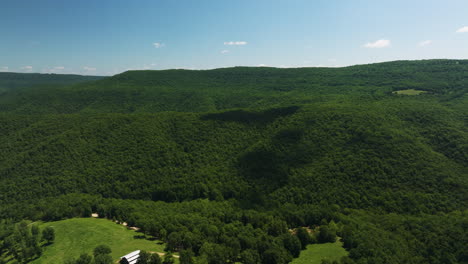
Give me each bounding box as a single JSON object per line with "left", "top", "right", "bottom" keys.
{"left": 153, "top": 42, "right": 165, "bottom": 48}
{"left": 54, "top": 66, "right": 65, "bottom": 70}
{"left": 363, "top": 39, "right": 391, "bottom": 48}
{"left": 257, "top": 64, "right": 268, "bottom": 67}
{"left": 221, "top": 50, "right": 230, "bottom": 54}
{"left": 83, "top": 66, "right": 96, "bottom": 71}
{"left": 224, "top": 41, "right": 247, "bottom": 46}
{"left": 456, "top": 26, "right": 468, "bottom": 33}
{"left": 418, "top": 40, "right": 432, "bottom": 47}
{"left": 0, "top": 66, "right": 9, "bottom": 72}
{"left": 21, "top": 66, "right": 33, "bottom": 71}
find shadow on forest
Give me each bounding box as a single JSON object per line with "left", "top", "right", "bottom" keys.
{"left": 200, "top": 106, "right": 300, "bottom": 124}
{"left": 237, "top": 128, "right": 313, "bottom": 204}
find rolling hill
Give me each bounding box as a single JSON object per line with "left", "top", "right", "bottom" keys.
{"left": 0, "top": 60, "right": 466, "bottom": 264}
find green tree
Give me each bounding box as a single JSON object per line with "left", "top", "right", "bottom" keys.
{"left": 296, "top": 228, "right": 311, "bottom": 249}
{"left": 318, "top": 226, "right": 336, "bottom": 243}
{"left": 93, "top": 245, "right": 112, "bottom": 257}
{"left": 31, "top": 225, "right": 40, "bottom": 240}
{"left": 240, "top": 249, "right": 261, "bottom": 264}
{"left": 94, "top": 254, "right": 113, "bottom": 264}
{"left": 262, "top": 248, "right": 292, "bottom": 264}
{"left": 162, "top": 252, "right": 175, "bottom": 264}
{"left": 281, "top": 233, "right": 302, "bottom": 258}
{"left": 41, "top": 226, "right": 55, "bottom": 244}
{"left": 136, "top": 250, "right": 151, "bottom": 264}
{"left": 148, "top": 253, "right": 162, "bottom": 264}
{"left": 179, "top": 249, "right": 194, "bottom": 264}
{"left": 75, "top": 253, "right": 93, "bottom": 264}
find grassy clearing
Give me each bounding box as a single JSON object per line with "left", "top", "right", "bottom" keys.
{"left": 30, "top": 218, "right": 170, "bottom": 264}
{"left": 393, "top": 89, "right": 427, "bottom": 95}
{"left": 291, "top": 240, "right": 349, "bottom": 264}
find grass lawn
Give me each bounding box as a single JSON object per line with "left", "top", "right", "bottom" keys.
{"left": 29, "top": 217, "right": 171, "bottom": 264}
{"left": 291, "top": 240, "right": 349, "bottom": 264}
{"left": 393, "top": 89, "right": 427, "bottom": 95}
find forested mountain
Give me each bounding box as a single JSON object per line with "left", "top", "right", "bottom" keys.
{"left": 0, "top": 60, "right": 467, "bottom": 264}
{"left": 0, "top": 72, "right": 103, "bottom": 95}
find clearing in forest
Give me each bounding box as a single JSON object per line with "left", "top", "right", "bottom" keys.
{"left": 30, "top": 218, "right": 169, "bottom": 264}
{"left": 291, "top": 240, "right": 349, "bottom": 264}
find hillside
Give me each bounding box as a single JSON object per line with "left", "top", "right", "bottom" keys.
{"left": 0, "top": 60, "right": 467, "bottom": 264}
{"left": 0, "top": 60, "right": 467, "bottom": 114}
{"left": 0, "top": 72, "right": 103, "bottom": 94}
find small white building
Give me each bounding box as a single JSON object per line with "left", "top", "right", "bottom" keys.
{"left": 120, "top": 250, "right": 140, "bottom": 264}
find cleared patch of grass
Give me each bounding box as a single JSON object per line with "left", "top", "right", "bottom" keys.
{"left": 30, "top": 218, "right": 170, "bottom": 264}
{"left": 393, "top": 89, "right": 427, "bottom": 95}
{"left": 291, "top": 240, "right": 349, "bottom": 264}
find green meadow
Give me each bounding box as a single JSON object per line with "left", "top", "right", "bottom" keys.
{"left": 292, "top": 240, "right": 348, "bottom": 264}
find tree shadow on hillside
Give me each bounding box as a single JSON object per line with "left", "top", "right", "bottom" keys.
{"left": 237, "top": 128, "right": 313, "bottom": 204}
{"left": 200, "top": 106, "right": 300, "bottom": 124}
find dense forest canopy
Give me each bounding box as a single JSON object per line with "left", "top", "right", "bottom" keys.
{"left": 0, "top": 60, "right": 467, "bottom": 264}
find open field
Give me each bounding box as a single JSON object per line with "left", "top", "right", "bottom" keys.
{"left": 291, "top": 240, "right": 349, "bottom": 264}
{"left": 29, "top": 218, "right": 170, "bottom": 264}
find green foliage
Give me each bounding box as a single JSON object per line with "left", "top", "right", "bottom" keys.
{"left": 162, "top": 252, "right": 174, "bottom": 264}
{"left": 93, "top": 254, "right": 113, "bottom": 264}
{"left": 93, "top": 245, "right": 111, "bottom": 257}
{"left": 179, "top": 250, "right": 194, "bottom": 264}
{"left": 296, "top": 228, "right": 311, "bottom": 249}
{"left": 41, "top": 227, "right": 55, "bottom": 244}
{"left": 74, "top": 254, "right": 92, "bottom": 264}
{"left": 148, "top": 253, "right": 162, "bottom": 264}
{"left": 136, "top": 250, "right": 150, "bottom": 264}
{"left": 0, "top": 61, "right": 467, "bottom": 264}
{"left": 318, "top": 226, "right": 336, "bottom": 244}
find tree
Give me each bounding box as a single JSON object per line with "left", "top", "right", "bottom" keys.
{"left": 41, "top": 226, "right": 55, "bottom": 244}
{"left": 136, "top": 250, "right": 151, "bottom": 264}
{"left": 240, "top": 249, "right": 261, "bottom": 264}
{"left": 281, "top": 234, "right": 302, "bottom": 258}
{"left": 296, "top": 228, "right": 311, "bottom": 249}
{"left": 179, "top": 249, "right": 195, "bottom": 264}
{"left": 93, "top": 245, "right": 112, "bottom": 257}
{"left": 94, "top": 254, "right": 113, "bottom": 264}
{"left": 31, "top": 225, "right": 40, "bottom": 240}
{"left": 163, "top": 252, "right": 175, "bottom": 264}
{"left": 318, "top": 226, "right": 336, "bottom": 243}
{"left": 148, "top": 253, "right": 162, "bottom": 264}
{"left": 75, "top": 253, "right": 93, "bottom": 264}
{"left": 262, "top": 248, "right": 292, "bottom": 264}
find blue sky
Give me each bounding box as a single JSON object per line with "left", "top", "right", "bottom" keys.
{"left": 1, "top": 0, "right": 467, "bottom": 75}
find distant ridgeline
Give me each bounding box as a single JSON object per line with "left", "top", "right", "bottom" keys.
{"left": 0, "top": 60, "right": 466, "bottom": 264}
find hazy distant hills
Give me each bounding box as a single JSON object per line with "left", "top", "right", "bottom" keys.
{"left": 0, "top": 59, "right": 467, "bottom": 114}
{"left": 0, "top": 72, "right": 103, "bottom": 93}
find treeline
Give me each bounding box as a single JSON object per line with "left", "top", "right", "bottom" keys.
{"left": 0, "top": 220, "right": 55, "bottom": 263}
{"left": 1, "top": 60, "right": 467, "bottom": 114}
{"left": 1, "top": 194, "right": 466, "bottom": 263}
